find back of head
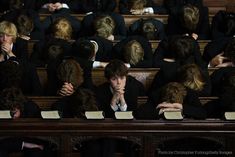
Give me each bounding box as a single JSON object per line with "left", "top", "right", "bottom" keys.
{"left": 128, "top": 0, "right": 146, "bottom": 10}
{"left": 9, "top": 0, "right": 24, "bottom": 10}
{"left": 177, "top": 64, "right": 205, "bottom": 91}
{"left": 224, "top": 37, "right": 235, "bottom": 64}
{"left": 0, "top": 87, "right": 25, "bottom": 113}
{"left": 104, "top": 59, "right": 128, "bottom": 79}
{"left": 71, "top": 88, "right": 98, "bottom": 118}
{"left": 0, "top": 21, "right": 18, "bottom": 42}
{"left": 160, "top": 82, "right": 187, "bottom": 104}
{"left": 57, "top": 59, "right": 84, "bottom": 90}
{"left": 169, "top": 35, "right": 195, "bottom": 62}
{"left": 52, "top": 18, "right": 72, "bottom": 40}
{"left": 140, "top": 19, "right": 157, "bottom": 40}
{"left": 73, "top": 39, "right": 96, "bottom": 60}
{"left": 94, "top": 15, "right": 115, "bottom": 39}
{"left": 224, "top": 12, "right": 235, "bottom": 36}
{"left": 0, "top": 60, "right": 22, "bottom": 90}
{"left": 123, "top": 40, "right": 144, "bottom": 65}
{"left": 180, "top": 4, "right": 200, "bottom": 32}
{"left": 17, "top": 14, "right": 34, "bottom": 36}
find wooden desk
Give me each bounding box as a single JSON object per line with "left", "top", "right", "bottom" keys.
{"left": 0, "top": 119, "right": 234, "bottom": 157}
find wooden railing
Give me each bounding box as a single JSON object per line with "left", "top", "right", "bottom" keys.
{"left": 36, "top": 67, "right": 218, "bottom": 93}
{"left": 1, "top": 119, "right": 235, "bottom": 157}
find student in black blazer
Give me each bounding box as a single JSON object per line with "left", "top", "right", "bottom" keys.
{"left": 211, "top": 10, "right": 235, "bottom": 39}
{"left": 80, "top": 12, "right": 127, "bottom": 39}
{"left": 167, "top": 4, "right": 210, "bottom": 40}
{"left": 163, "top": 0, "right": 203, "bottom": 14}
{"left": 35, "top": 0, "right": 80, "bottom": 13}
{"left": 0, "top": 87, "right": 54, "bottom": 157}
{"left": 119, "top": 0, "right": 166, "bottom": 14}
{"left": 152, "top": 35, "right": 206, "bottom": 69}
{"left": 203, "top": 37, "right": 235, "bottom": 67}
{"left": 135, "top": 82, "right": 207, "bottom": 120}
{"left": 128, "top": 18, "right": 166, "bottom": 40}
{"left": 0, "top": 3, "right": 44, "bottom": 41}
{"left": 78, "top": 0, "right": 116, "bottom": 14}
{"left": 112, "top": 35, "right": 153, "bottom": 68}
{"left": 95, "top": 59, "right": 146, "bottom": 118}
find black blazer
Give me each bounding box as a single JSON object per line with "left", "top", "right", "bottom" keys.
{"left": 128, "top": 18, "right": 166, "bottom": 40}
{"left": 112, "top": 35, "right": 153, "bottom": 68}
{"left": 163, "top": 0, "right": 203, "bottom": 14}
{"left": 80, "top": 12, "right": 127, "bottom": 39}
{"left": 152, "top": 35, "right": 207, "bottom": 69}
{"left": 166, "top": 6, "right": 210, "bottom": 40}
{"left": 149, "top": 60, "right": 211, "bottom": 97}
{"left": 35, "top": 0, "right": 80, "bottom": 13}
{"left": 210, "top": 67, "right": 235, "bottom": 96}
{"left": 202, "top": 37, "right": 232, "bottom": 65}
{"left": 119, "top": 0, "right": 165, "bottom": 14}
{"left": 41, "top": 11, "right": 81, "bottom": 39}
{"left": 211, "top": 10, "right": 235, "bottom": 40}
{"left": 0, "top": 9, "right": 44, "bottom": 41}
{"left": 79, "top": 0, "right": 116, "bottom": 13}
{"left": 95, "top": 76, "right": 146, "bottom": 118}
{"left": 135, "top": 88, "right": 207, "bottom": 120}
{"left": 0, "top": 101, "right": 39, "bottom": 152}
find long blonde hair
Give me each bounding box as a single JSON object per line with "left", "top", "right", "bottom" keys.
{"left": 52, "top": 18, "right": 72, "bottom": 40}
{"left": 178, "top": 64, "right": 205, "bottom": 91}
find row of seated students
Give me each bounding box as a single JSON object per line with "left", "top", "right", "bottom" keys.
{"left": 0, "top": 1, "right": 234, "bottom": 156}
{"left": 0, "top": 59, "right": 231, "bottom": 156}
{"left": 0, "top": 18, "right": 235, "bottom": 97}
{"left": 0, "top": 0, "right": 233, "bottom": 40}
{"left": 0, "top": 0, "right": 206, "bottom": 15}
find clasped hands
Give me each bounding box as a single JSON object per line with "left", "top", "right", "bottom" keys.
{"left": 111, "top": 85, "right": 126, "bottom": 107}
{"left": 47, "top": 2, "right": 64, "bottom": 12}
{"left": 156, "top": 102, "right": 183, "bottom": 115}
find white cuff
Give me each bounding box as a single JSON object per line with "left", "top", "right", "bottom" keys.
{"left": 21, "top": 141, "right": 24, "bottom": 150}
{"left": 144, "top": 7, "right": 154, "bottom": 14}
{"left": 111, "top": 104, "right": 119, "bottom": 111}
{"left": 119, "top": 104, "right": 127, "bottom": 111}
{"left": 93, "top": 61, "right": 101, "bottom": 68}
{"left": 62, "top": 3, "right": 69, "bottom": 9}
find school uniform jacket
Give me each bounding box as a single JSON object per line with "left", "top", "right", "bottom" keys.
{"left": 95, "top": 76, "right": 146, "bottom": 118}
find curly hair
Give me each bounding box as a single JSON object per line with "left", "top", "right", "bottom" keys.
{"left": 94, "top": 15, "right": 115, "bottom": 39}
{"left": 70, "top": 88, "right": 98, "bottom": 118}
{"left": 0, "top": 60, "right": 22, "bottom": 90}
{"left": 160, "top": 82, "right": 187, "bottom": 104}
{"left": 57, "top": 59, "right": 84, "bottom": 90}
{"left": 123, "top": 40, "right": 144, "bottom": 65}
{"left": 52, "top": 18, "right": 72, "bottom": 40}
{"left": 180, "top": 4, "right": 200, "bottom": 31}
{"left": 0, "top": 87, "right": 26, "bottom": 113}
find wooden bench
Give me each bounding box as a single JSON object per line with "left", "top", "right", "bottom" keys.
{"left": 27, "top": 40, "right": 211, "bottom": 58}
{"left": 39, "top": 14, "right": 216, "bottom": 26}
{"left": 36, "top": 67, "right": 218, "bottom": 93}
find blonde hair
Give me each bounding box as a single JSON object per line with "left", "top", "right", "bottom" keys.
{"left": 94, "top": 15, "right": 115, "bottom": 39}
{"left": 0, "top": 21, "right": 17, "bottom": 41}
{"left": 182, "top": 5, "right": 200, "bottom": 31}
{"left": 52, "top": 18, "right": 72, "bottom": 40}
{"left": 178, "top": 64, "right": 205, "bottom": 91}
{"left": 124, "top": 40, "right": 144, "bottom": 65}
